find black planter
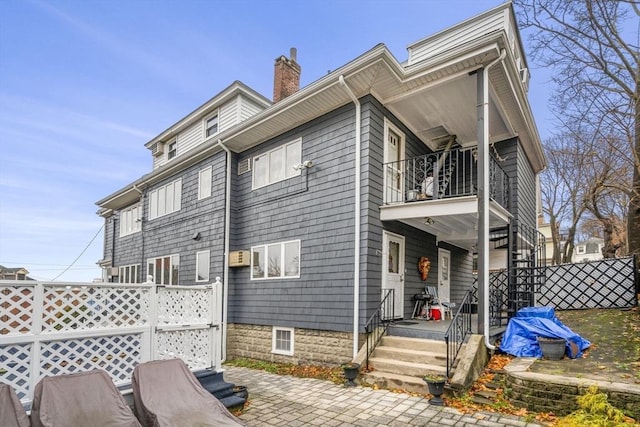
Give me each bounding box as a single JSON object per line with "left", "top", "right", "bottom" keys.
{"left": 423, "top": 375, "right": 446, "bottom": 406}
{"left": 341, "top": 362, "right": 360, "bottom": 387}
{"left": 537, "top": 337, "right": 566, "bottom": 360}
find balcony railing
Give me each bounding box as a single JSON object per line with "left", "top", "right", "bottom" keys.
{"left": 382, "top": 147, "right": 510, "bottom": 210}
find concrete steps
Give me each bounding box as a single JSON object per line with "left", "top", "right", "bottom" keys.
{"left": 360, "top": 336, "right": 460, "bottom": 395}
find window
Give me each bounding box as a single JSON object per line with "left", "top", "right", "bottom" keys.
{"left": 118, "top": 264, "right": 140, "bottom": 283}
{"left": 272, "top": 327, "right": 294, "bottom": 356}
{"left": 148, "top": 179, "right": 182, "bottom": 220}
{"left": 251, "top": 240, "right": 300, "bottom": 280}
{"left": 167, "top": 140, "right": 177, "bottom": 160}
{"left": 147, "top": 254, "right": 180, "bottom": 285}
{"left": 252, "top": 139, "right": 301, "bottom": 189}
{"left": 576, "top": 245, "right": 586, "bottom": 255}
{"left": 119, "top": 204, "right": 141, "bottom": 237}
{"left": 198, "top": 166, "right": 212, "bottom": 200}
{"left": 205, "top": 113, "right": 219, "bottom": 138}
{"left": 196, "top": 250, "right": 210, "bottom": 282}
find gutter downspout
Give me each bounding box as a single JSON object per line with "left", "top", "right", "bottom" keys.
{"left": 339, "top": 75, "right": 361, "bottom": 360}
{"left": 217, "top": 139, "right": 231, "bottom": 363}
{"left": 132, "top": 184, "right": 145, "bottom": 284}
{"left": 477, "top": 49, "right": 506, "bottom": 351}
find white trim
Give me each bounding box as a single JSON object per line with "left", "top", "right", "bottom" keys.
{"left": 166, "top": 138, "right": 177, "bottom": 161}
{"left": 118, "top": 264, "right": 140, "bottom": 284}
{"left": 148, "top": 178, "right": 182, "bottom": 220}
{"left": 381, "top": 231, "right": 405, "bottom": 320}
{"left": 251, "top": 138, "right": 301, "bottom": 190}
{"left": 147, "top": 254, "right": 180, "bottom": 285}
{"left": 198, "top": 166, "right": 213, "bottom": 200}
{"left": 383, "top": 118, "right": 406, "bottom": 203}
{"left": 195, "top": 250, "right": 210, "bottom": 282}
{"left": 272, "top": 326, "right": 294, "bottom": 356}
{"left": 251, "top": 240, "right": 301, "bottom": 280}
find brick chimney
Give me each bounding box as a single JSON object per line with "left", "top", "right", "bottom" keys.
{"left": 273, "top": 47, "right": 301, "bottom": 103}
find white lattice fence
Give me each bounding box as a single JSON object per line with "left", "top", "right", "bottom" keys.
{"left": 0, "top": 280, "right": 222, "bottom": 406}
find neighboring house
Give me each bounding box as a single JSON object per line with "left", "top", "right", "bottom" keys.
{"left": 572, "top": 237, "right": 604, "bottom": 263}
{"left": 0, "top": 265, "right": 31, "bottom": 280}
{"left": 96, "top": 3, "right": 545, "bottom": 365}
{"left": 538, "top": 220, "right": 567, "bottom": 266}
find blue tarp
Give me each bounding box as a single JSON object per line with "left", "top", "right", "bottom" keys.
{"left": 500, "top": 307, "right": 590, "bottom": 359}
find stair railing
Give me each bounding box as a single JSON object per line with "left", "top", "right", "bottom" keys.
{"left": 364, "top": 289, "right": 394, "bottom": 369}
{"left": 444, "top": 289, "right": 473, "bottom": 378}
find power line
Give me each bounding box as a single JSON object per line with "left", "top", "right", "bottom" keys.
{"left": 50, "top": 224, "right": 104, "bottom": 281}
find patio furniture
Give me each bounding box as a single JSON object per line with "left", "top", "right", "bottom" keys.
{"left": 132, "top": 358, "right": 246, "bottom": 427}
{"left": 425, "top": 286, "right": 454, "bottom": 320}
{"left": 0, "top": 383, "right": 30, "bottom": 427}
{"left": 30, "top": 369, "right": 141, "bottom": 427}
{"left": 412, "top": 292, "right": 432, "bottom": 319}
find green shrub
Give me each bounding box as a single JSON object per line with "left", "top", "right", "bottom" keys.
{"left": 556, "top": 386, "right": 635, "bottom": 426}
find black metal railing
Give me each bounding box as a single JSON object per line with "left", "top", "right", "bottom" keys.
{"left": 444, "top": 289, "right": 473, "bottom": 378}
{"left": 382, "top": 147, "right": 510, "bottom": 210}
{"left": 364, "top": 289, "right": 394, "bottom": 369}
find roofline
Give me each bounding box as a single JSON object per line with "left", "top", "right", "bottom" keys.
{"left": 144, "top": 81, "right": 272, "bottom": 148}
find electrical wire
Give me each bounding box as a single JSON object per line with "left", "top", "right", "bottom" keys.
{"left": 50, "top": 224, "right": 104, "bottom": 281}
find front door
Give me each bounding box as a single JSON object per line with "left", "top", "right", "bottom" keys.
{"left": 438, "top": 248, "right": 451, "bottom": 302}
{"left": 382, "top": 231, "right": 405, "bottom": 319}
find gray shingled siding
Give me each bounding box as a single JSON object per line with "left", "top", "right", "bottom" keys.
{"left": 493, "top": 138, "right": 536, "bottom": 228}
{"left": 228, "top": 104, "right": 357, "bottom": 332}
{"left": 110, "top": 152, "right": 227, "bottom": 285}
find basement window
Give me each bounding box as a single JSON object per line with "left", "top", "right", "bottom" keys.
{"left": 272, "top": 327, "right": 294, "bottom": 356}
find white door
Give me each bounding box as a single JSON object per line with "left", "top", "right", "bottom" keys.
{"left": 382, "top": 231, "right": 405, "bottom": 319}
{"left": 438, "top": 248, "right": 451, "bottom": 302}
{"left": 384, "top": 122, "right": 405, "bottom": 203}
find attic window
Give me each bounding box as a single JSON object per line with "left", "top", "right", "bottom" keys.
{"left": 167, "top": 140, "right": 177, "bottom": 160}
{"left": 205, "top": 114, "right": 219, "bottom": 138}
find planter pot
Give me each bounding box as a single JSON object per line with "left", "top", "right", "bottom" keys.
{"left": 341, "top": 362, "right": 360, "bottom": 387}
{"left": 423, "top": 375, "right": 446, "bottom": 406}
{"left": 537, "top": 337, "right": 566, "bottom": 360}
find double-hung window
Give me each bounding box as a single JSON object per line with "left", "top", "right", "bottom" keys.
{"left": 148, "top": 178, "right": 182, "bottom": 220}
{"left": 251, "top": 240, "right": 300, "bottom": 280}
{"left": 205, "top": 113, "right": 219, "bottom": 138}
{"left": 147, "top": 254, "right": 179, "bottom": 285}
{"left": 119, "top": 204, "right": 141, "bottom": 237}
{"left": 252, "top": 138, "right": 301, "bottom": 189}
{"left": 167, "top": 139, "right": 177, "bottom": 160}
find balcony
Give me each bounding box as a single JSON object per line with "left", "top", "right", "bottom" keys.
{"left": 380, "top": 147, "right": 511, "bottom": 249}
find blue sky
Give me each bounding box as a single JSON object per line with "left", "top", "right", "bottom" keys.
{"left": 0, "top": 0, "right": 554, "bottom": 282}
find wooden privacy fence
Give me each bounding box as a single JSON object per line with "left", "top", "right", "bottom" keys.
{"left": 0, "top": 279, "right": 223, "bottom": 407}
{"left": 538, "top": 256, "right": 637, "bottom": 310}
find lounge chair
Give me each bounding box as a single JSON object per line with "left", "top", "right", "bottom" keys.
{"left": 30, "top": 370, "right": 141, "bottom": 427}
{"left": 132, "top": 358, "right": 245, "bottom": 427}
{"left": 0, "top": 383, "right": 30, "bottom": 427}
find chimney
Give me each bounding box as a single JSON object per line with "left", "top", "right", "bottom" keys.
{"left": 273, "top": 47, "right": 301, "bottom": 103}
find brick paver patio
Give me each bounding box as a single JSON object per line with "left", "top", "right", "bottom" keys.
{"left": 224, "top": 366, "right": 543, "bottom": 427}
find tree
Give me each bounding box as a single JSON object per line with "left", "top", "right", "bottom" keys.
{"left": 514, "top": 0, "right": 639, "bottom": 266}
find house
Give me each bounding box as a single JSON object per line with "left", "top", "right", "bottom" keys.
{"left": 0, "top": 265, "right": 31, "bottom": 280}
{"left": 96, "top": 2, "right": 545, "bottom": 367}
{"left": 572, "top": 237, "right": 604, "bottom": 263}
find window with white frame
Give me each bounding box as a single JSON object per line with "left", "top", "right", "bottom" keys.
{"left": 576, "top": 245, "right": 586, "bottom": 254}
{"left": 251, "top": 240, "right": 300, "bottom": 280}
{"left": 272, "top": 326, "right": 294, "bottom": 356}
{"left": 147, "top": 254, "right": 180, "bottom": 285}
{"left": 198, "top": 166, "right": 212, "bottom": 200}
{"left": 167, "top": 139, "right": 177, "bottom": 160}
{"left": 148, "top": 178, "right": 182, "bottom": 220}
{"left": 118, "top": 264, "right": 140, "bottom": 283}
{"left": 119, "top": 204, "right": 141, "bottom": 237}
{"left": 204, "top": 113, "right": 219, "bottom": 138}
{"left": 252, "top": 139, "right": 301, "bottom": 189}
{"left": 196, "top": 250, "right": 210, "bottom": 282}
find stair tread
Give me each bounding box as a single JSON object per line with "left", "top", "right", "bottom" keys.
{"left": 364, "top": 369, "right": 445, "bottom": 384}
{"left": 471, "top": 396, "right": 496, "bottom": 405}
{"left": 369, "top": 356, "right": 446, "bottom": 370}
{"left": 476, "top": 390, "right": 498, "bottom": 399}
{"left": 375, "top": 347, "right": 446, "bottom": 358}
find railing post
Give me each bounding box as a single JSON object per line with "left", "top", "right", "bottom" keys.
{"left": 29, "top": 282, "right": 45, "bottom": 403}
{"left": 212, "top": 277, "right": 223, "bottom": 372}
{"left": 146, "top": 280, "right": 158, "bottom": 362}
